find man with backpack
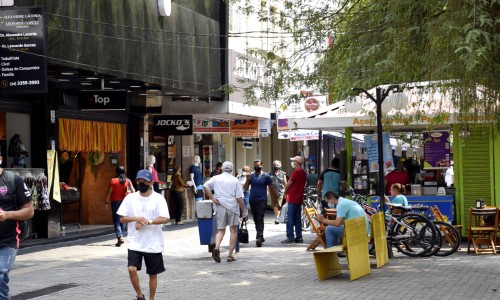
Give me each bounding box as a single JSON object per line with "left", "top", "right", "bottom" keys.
{"left": 0, "top": 161, "right": 34, "bottom": 300}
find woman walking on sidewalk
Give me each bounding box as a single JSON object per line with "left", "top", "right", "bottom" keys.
{"left": 171, "top": 165, "right": 188, "bottom": 225}
{"left": 105, "top": 166, "right": 135, "bottom": 247}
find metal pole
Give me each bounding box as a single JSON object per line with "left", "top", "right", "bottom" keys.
{"left": 375, "top": 88, "right": 386, "bottom": 214}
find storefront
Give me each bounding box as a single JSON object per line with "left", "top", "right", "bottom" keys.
{"left": 285, "top": 87, "right": 500, "bottom": 235}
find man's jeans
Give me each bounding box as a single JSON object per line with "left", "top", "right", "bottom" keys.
{"left": 325, "top": 225, "right": 345, "bottom": 248}
{"left": 286, "top": 203, "right": 302, "bottom": 240}
{"left": 0, "top": 247, "right": 17, "bottom": 300}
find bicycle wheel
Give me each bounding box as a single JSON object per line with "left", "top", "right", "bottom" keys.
{"left": 433, "top": 221, "right": 460, "bottom": 257}
{"left": 390, "top": 213, "right": 437, "bottom": 257}
{"left": 301, "top": 209, "right": 311, "bottom": 231}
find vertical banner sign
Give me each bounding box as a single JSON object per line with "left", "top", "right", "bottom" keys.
{"left": 47, "top": 150, "right": 61, "bottom": 202}
{"left": 259, "top": 118, "right": 271, "bottom": 136}
{"left": 364, "top": 132, "right": 394, "bottom": 172}
{"left": 0, "top": 7, "right": 47, "bottom": 93}
{"left": 423, "top": 131, "right": 451, "bottom": 169}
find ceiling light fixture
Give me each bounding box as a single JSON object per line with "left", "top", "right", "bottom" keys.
{"left": 61, "top": 72, "right": 74, "bottom": 75}
{"left": 130, "top": 85, "right": 141, "bottom": 88}
{"left": 86, "top": 77, "right": 98, "bottom": 80}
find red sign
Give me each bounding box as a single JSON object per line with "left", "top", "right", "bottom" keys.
{"left": 304, "top": 98, "right": 320, "bottom": 112}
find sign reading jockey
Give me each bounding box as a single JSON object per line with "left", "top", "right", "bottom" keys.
{"left": 153, "top": 115, "right": 193, "bottom": 136}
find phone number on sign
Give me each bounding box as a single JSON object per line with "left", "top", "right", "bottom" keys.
{"left": 11, "top": 80, "right": 40, "bottom": 86}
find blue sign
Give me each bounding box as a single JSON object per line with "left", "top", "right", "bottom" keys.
{"left": 364, "top": 132, "right": 394, "bottom": 172}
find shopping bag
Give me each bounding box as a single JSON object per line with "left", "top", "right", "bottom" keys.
{"left": 238, "top": 220, "right": 249, "bottom": 243}
{"left": 279, "top": 202, "right": 288, "bottom": 223}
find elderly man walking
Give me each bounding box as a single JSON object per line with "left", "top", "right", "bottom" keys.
{"left": 203, "top": 161, "right": 248, "bottom": 263}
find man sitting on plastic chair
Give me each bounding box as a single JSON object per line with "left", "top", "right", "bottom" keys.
{"left": 317, "top": 191, "right": 370, "bottom": 257}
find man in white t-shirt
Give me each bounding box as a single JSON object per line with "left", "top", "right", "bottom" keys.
{"left": 118, "top": 169, "right": 170, "bottom": 300}
{"left": 203, "top": 161, "right": 247, "bottom": 263}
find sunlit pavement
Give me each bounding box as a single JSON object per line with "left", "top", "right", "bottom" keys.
{"left": 10, "top": 211, "right": 500, "bottom": 299}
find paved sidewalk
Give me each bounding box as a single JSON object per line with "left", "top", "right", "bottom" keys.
{"left": 10, "top": 211, "right": 500, "bottom": 299}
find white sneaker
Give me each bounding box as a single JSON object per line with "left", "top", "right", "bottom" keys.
{"left": 274, "top": 217, "right": 280, "bottom": 224}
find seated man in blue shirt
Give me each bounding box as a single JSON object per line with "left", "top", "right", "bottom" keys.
{"left": 317, "top": 191, "right": 370, "bottom": 256}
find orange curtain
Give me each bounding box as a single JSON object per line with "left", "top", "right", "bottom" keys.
{"left": 59, "top": 118, "right": 123, "bottom": 152}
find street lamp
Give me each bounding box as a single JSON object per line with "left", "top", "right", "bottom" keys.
{"left": 352, "top": 85, "right": 402, "bottom": 214}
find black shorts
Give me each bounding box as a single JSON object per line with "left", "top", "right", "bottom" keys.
{"left": 128, "top": 249, "right": 166, "bottom": 275}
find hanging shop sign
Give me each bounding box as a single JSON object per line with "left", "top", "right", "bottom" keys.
{"left": 153, "top": 115, "right": 193, "bottom": 136}
{"left": 304, "top": 97, "right": 320, "bottom": 112}
{"left": 259, "top": 118, "right": 271, "bottom": 136}
{"left": 78, "top": 90, "right": 127, "bottom": 110}
{"left": 277, "top": 118, "right": 289, "bottom": 131}
{"left": 0, "top": 6, "right": 47, "bottom": 93}
{"left": 278, "top": 131, "right": 290, "bottom": 139}
{"left": 193, "top": 119, "right": 230, "bottom": 133}
{"left": 364, "top": 132, "right": 394, "bottom": 172}
{"left": 423, "top": 131, "right": 451, "bottom": 169}
{"left": 289, "top": 130, "right": 320, "bottom": 141}
{"left": 230, "top": 119, "right": 258, "bottom": 137}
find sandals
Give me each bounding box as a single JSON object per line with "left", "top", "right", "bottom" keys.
{"left": 176, "top": 221, "right": 185, "bottom": 225}
{"left": 212, "top": 248, "right": 221, "bottom": 263}
{"left": 227, "top": 256, "right": 236, "bottom": 262}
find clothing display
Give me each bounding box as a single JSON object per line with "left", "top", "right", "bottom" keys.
{"left": 6, "top": 168, "right": 49, "bottom": 211}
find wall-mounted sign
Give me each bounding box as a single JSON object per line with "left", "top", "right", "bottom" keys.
{"left": 153, "top": 115, "right": 193, "bottom": 136}
{"left": 193, "top": 119, "right": 230, "bottom": 133}
{"left": 259, "top": 118, "right": 271, "bottom": 135}
{"left": 78, "top": 90, "right": 127, "bottom": 110}
{"left": 0, "top": 7, "right": 47, "bottom": 93}
{"left": 304, "top": 98, "right": 320, "bottom": 112}
{"left": 277, "top": 118, "right": 289, "bottom": 131}
{"left": 278, "top": 131, "right": 290, "bottom": 139}
{"left": 230, "top": 119, "right": 258, "bottom": 137}
{"left": 423, "top": 131, "right": 451, "bottom": 169}
{"left": 289, "top": 130, "right": 320, "bottom": 141}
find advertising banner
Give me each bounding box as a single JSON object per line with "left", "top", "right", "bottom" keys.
{"left": 153, "top": 115, "right": 193, "bottom": 136}
{"left": 0, "top": 7, "right": 47, "bottom": 93}
{"left": 423, "top": 131, "right": 451, "bottom": 169}
{"left": 364, "top": 132, "right": 394, "bottom": 172}
{"left": 193, "top": 119, "right": 230, "bottom": 133}
{"left": 289, "top": 130, "right": 320, "bottom": 141}
{"left": 230, "top": 119, "right": 258, "bottom": 137}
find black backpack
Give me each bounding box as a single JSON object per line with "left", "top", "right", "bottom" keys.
{"left": 4, "top": 170, "right": 29, "bottom": 240}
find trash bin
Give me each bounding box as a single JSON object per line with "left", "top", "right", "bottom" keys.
{"left": 196, "top": 200, "right": 216, "bottom": 245}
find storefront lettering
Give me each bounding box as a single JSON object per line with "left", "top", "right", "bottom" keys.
{"left": 352, "top": 118, "right": 373, "bottom": 126}
{"left": 155, "top": 119, "right": 189, "bottom": 126}
{"left": 93, "top": 95, "right": 110, "bottom": 105}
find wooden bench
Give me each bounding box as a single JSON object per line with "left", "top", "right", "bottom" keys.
{"left": 312, "top": 216, "right": 370, "bottom": 281}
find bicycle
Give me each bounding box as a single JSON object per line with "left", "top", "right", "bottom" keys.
{"left": 370, "top": 202, "right": 439, "bottom": 257}
{"left": 301, "top": 186, "right": 319, "bottom": 231}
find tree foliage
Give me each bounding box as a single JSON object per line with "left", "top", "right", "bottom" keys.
{"left": 230, "top": 0, "right": 499, "bottom": 124}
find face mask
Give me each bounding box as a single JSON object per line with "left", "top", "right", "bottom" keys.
{"left": 254, "top": 167, "right": 262, "bottom": 172}
{"left": 327, "top": 202, "right": 335, "bottom": 208}
{"left": 291, "top": 162, "right": 296, "bottom": 168}
{"left": 273, "top": 167, "right": 279, "bottom": 171}
{"left": 138, "top": 182, "right": 150, "bottom": 193}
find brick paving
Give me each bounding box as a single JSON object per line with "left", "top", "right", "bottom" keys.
{"left": 10, "top": 211, "right": 500, "bottom": 299}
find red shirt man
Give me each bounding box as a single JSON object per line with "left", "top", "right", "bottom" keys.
{"left": 282, "top": 156, "right": 307, "bottom": 244}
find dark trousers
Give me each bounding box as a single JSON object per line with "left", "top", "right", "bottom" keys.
{"left": 249, "top": 200, "right": 267, "bottom": 240}
{"left": 171, "top": 190, "right": 184, "bottom": 222}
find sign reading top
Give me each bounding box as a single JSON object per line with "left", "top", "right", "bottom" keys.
{"left": 0, "top": 7, "right": 47, "bottom": 93}
{"left": 79, "top": 90, "right": 127, "bottom": 110}
{"left": 153, "top": 115, "right": 193, "bottom": 136}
